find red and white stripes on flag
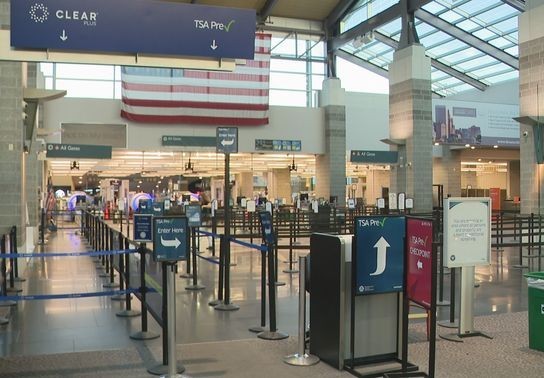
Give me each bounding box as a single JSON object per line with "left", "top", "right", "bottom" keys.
{"left": 120, "top": 34, "right": 271, "bottom": 126}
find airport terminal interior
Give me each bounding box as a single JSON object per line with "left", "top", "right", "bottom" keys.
{"left": 2, "top": 0, "right": 544, "bottom": 377}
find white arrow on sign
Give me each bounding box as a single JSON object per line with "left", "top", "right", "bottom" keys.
{"left": 221, "top": 138, "right": 234, "bottom": 146}
{"left": 417, "top": 259, "right": 423, "bottom": 270}
{"left": 370, "top": 236, "right": 390, "bottom": 276}
{"left": 60, "top": 30, "right": 68, "bottom": 41}
{"left": 211, "top": 40, "right": 218, "bottom": 50}
{"left": 161, "top": 236, "right": 181, "bottom": 249}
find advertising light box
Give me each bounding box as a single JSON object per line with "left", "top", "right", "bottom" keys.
{"left": 354, "top": 216, "right": 405, "bottom": 295}
{"left": 406, "top": 218, "right": 433, "bottom": 309}
{"left": 444, "top": 198, "right": 491, "bottom": 268}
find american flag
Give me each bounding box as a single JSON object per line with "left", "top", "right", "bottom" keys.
{"left": 120, "top": 34, "right": 271, "bottom": 126}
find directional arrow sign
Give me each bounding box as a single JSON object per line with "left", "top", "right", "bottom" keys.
{"left": 216, "top": 127, "right": 238, "bottom": 153}
{"left": 354, "top": 216, "right": 405, "bottom": 295}
{"left": 60, "top": 29, "right": 67, "bottom": 41}
{"left": 406, "top": 218, "right": 433, "bottom": 308}
{"left": 211, "top": 40, "right": 218, "bottom": 50}
{"left": 153, "top": 216, "right": 188, "bottom": 262}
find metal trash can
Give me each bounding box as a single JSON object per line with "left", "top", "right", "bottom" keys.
{"left": 524, "top": 272, "right": 544, "bottom": 351}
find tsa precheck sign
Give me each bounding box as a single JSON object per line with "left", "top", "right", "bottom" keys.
{"left": 10, "top": 0, "right": 256, "bottom": 59}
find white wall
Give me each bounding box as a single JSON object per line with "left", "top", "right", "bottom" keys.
{"left": 44, "top": 98, "right": 326, "bottom": 153}
{"left": 445, "top": 79, "right": 519, "bottom": 105}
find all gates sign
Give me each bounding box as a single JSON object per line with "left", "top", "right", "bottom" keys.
{"left": 406, "top": 218, "right": 433, "bottom": 308}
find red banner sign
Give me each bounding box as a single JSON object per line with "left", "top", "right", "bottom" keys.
{"left": 406, "top": 218, "right": 434, "bottom": 309}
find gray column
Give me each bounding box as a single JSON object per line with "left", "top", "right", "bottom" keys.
{"left": 267, "top": 168, "right": 291, "bottom": 202}
{"left": 316, "top": 78, "right": 346, "bottom": 206}
{"left": 519, "top": 0, "right": 544, "bottom": 214}
{"left": 433, "top": 146, "right": 461, "bottom": 198}
{"left": 238, "top": 172, "right": 254, "bottom": 198}
{"left": 389, "top": 45, "right": 433, "bottom": 212}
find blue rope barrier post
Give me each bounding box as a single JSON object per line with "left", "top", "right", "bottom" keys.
{"left": 117, "top": 237, "right": 140, "bottom": 317}
{"left": 258, "top": 241, "right": 288, "bottom": 340}
{"left": 104, "top": 229, "right": 119, "bottom": 289}
{"left": 186, "top": 227, "right": 205, "bottom": 291}
{"left": 210, "top": 216, "right": 218, "bottom": 259}
{"left": 40, "top": 208, "right": 46, "bottom": 245}
{"left": 130, "top": 243, "right": 159, "bottom": 341}
{"left": 249, "top": 243, "right": 267, "bottom": 333}
{"left": 99, "top": 223, "right": 110, "bottom": 279}
{"left": 208, "top": 235, "right": 224, "bottom": 307}
{"left": 111, "top": 231, "right": 125, "bottom": 301}
{"left": 11, "top": 226, "right": 25, "bottom": 283}
{"left": 179, "top": 228, "right": 193, "bottom": 279}
{"left": 283, "top": 221, "right": 299, "bottom": 274}
{"left": 6, "top": 231, "right": 22, "bottom": 294}
{"left": 215, "top": 236, "right": 239, "bottom": 312}
{"left": 0, "top": 235, "right": 16, "bottom": 308}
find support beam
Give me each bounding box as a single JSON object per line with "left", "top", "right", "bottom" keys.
{"left": 373, "top": 32, "right": 488, "bottom": 91}
{"left": 415, "top": 9, "right": 519, "bottom": 69}
{"left": 329, "top": 0, "right": 433, "bottom": 51}
{"left": 325, "top": 0, "right": 359, "bottom": 30}
{"left": 335, "top": 49, "right": 389, "bottom": 78}
{"left": 258, "top": 0, "right": 279, "bottom": 23}
{"left": 500, "top": 0, "right": 526, "bottom": 12}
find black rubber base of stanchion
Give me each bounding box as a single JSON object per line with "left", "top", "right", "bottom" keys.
{"left": 6, "top": 288, "right": 22, "bottom": 294}
{"left": 179, "top": 273, "right": 193, "bottom": 279}
{"left": 249, "top": 326, "right": 266, "bottom": 333}
{"left": 257, "top": 330, "right": 289, "bottom": 340}
{"left": 214, "top": 303, "right": 240, "bottom": 311}
{"left": 13, "top": 277, "right": 26, "bottom": 283}
{"left": 185, "top": 284, "right": 206, "bottom": 291}
{"left": 147, "top": 362, "right": 185, "bottom": 376}
{"left": 116, "top": 309, "right": 141, "bottom": 318}
{"left": 208, "top": 299, "right": 222, "bottom": 307}
{"left": 282, "top": 269, "right": 299, "bottom": 274}
{"left": 130, "top": 331, "right": 160, "bottom": 340}
{"left": 103, "top": 282, "right": 120, "bottom": 289}
{"left": 0, "top": 300, "right": 17, "bottom": 307}
{"left": 436, "top": 300, "right": 450, "bottom": 307}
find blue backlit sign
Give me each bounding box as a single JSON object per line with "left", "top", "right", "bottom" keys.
{"left": 133, "top": 214, "right": 152, "bottom": 242}
{"left": 11, "top": 0, "right": 256, "bottom": 59}
{"left": 354, "top": 216, "right": 405, "bottom": 295}
{"left": 258, "top": 211, "right": 275, "bottom": 245}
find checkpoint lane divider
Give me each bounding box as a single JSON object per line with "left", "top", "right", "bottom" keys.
{"left": 0, "top": 288, "right": 148, "bottom": 302}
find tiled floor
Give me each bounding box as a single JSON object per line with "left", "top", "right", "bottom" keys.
{"left": 0, "top": 220, "right": 538, "bottom": 361}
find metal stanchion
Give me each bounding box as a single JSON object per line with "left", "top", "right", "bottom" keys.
{"left": 185, "top": 228, "right": 205, "bottom": 291}
{"left": 438, "top": 267, "right": 458, "bottom": 328}
{"left": 249, "top": 245, "right": 267, "bottom": 333}
{"left": 130, "top": 243, "right": 160, "bottom": 340}
{"left": 104, "top": 229, "right": 119, "bottom": 289}
{"left": 284, "top": 255, "right": 319, "bottom": 365}
{"left": 112, "top": 233, "right": 126, "bottom": 301}
{"left": 117, "top": 237, "right": 140, "bottom": 317}
{"left": 514, "top": 215, "right": 528, "bottom": 268}
{"left": 209, "top": 235, "right": 225, "bottom": 307}
{"left": 258, "top": 243, "right": 288, "bottom": 340}
{"left": 10, "top": 227, "right": 24, "bottom": 283}
{"left": 0, "top": 235, "right": 16, "bottom": 307}
{"left": 215, "top": 238, "right": 239, "bottom": 311}
{"left": 283, "top": 222, "right": 298, "bottom": 274}
{"left": 6, "top": 233, "right": 22, "bottom": 294}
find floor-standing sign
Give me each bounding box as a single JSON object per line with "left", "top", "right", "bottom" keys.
{"left": 133, "top": 214, "right": 152, "bottom": 243}
{"left": 405, "top": 217, "right": 437, "bottom": 377}
{"left": 443, "top": 197, "right": 492, "bottom": 341}
{"left": 152, "top": 216, "right": 189, "bottom": 376}
{"left": 349, "top": 216, "right": 417, "bottom": 376}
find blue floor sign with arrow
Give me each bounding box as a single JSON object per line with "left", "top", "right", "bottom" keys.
{"left": 153, "top": 216, "right": 188, "bottom": 262}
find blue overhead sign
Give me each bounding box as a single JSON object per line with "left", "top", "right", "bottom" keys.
{"left": 10, "top": 0, "right": 256, "bottom": 60}
{"left": 133, "top": 214, "right": 152, "bottom": 243}
{"left": 153, "top": 217, "right": 188, "bottom": 262}
{"left": 354, "top": 216, "right": 405, "bottom": 295}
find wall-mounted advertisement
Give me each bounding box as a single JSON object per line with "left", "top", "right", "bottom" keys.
{"left": 432, "top": 99, "right": 519, "bottom": 147}
{"left": 444, "top": 198, "right": 491, "bottom": 268}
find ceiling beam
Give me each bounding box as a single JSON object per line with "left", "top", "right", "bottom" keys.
{"left": 500, "top": 0, "right": 526, "bottom": 12}
{"left": 415, "top": 9, "right": 519, "bottom": 70}
{"left": 258, "top": 0, "right": 279, "bottom": 23}
{"left": 329, "top": 0, "right": 433, "bottom": 51}
{"left": 334, "top": 49, "right": 389, "bottom": 78}
{"left": 373, "top": 31, "right": 488, "bottom": 91}
{"left": 325, "top": 0, "right": 359, "bottom": 30}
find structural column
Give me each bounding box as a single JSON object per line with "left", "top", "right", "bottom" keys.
{"left": 519, "top": 0, "right": 544, "bottom": 214}
{"left": 433, "top": 146, "right": 462, "bottom": 198}
{"left": 237, "top": 172, "right": 254, "bottom": 199}
{"left": 316, "top": 78, "right": 346, "bottom": 206}
{"left": 267, "top": 168, "right": 291, "bottom": 203}
{"left": 388, "top": 44, "right": 433, "bottom": 212}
